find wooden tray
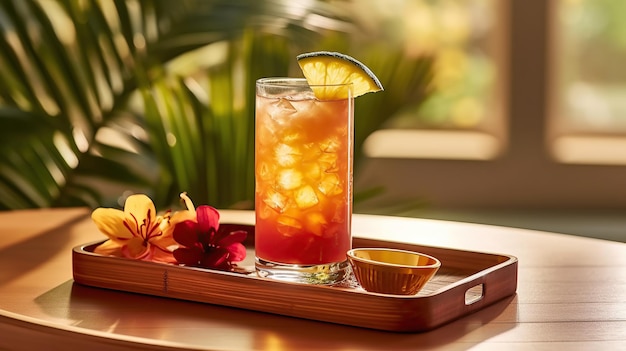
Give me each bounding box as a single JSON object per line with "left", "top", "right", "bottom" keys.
{"left": 72, "top": 223, "right": 518, "bottom": 333}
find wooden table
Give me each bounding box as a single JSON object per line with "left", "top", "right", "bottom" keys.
{"left": 1, "top": 208, "right": 625, "bottom": 350}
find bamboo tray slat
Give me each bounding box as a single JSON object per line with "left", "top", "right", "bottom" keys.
{"left": 72, "top": 224, "right": 518, "bottom": 332}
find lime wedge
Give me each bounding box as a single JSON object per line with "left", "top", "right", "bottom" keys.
{"left": 297, "top": 51, "right": 384, "bottom": 100}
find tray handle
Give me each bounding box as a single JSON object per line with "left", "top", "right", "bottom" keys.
{"left": 455, "top": 258, "right": 518, "bottom": 312}
{"left": 464, "top": 283, "right": 484, "bottom": 305}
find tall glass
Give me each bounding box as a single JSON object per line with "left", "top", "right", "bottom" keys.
{"left": 254, "top": 78, "right": 353, "bottom": 284}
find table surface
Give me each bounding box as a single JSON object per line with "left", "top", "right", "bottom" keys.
{"left": 0, "top": 208, "right": 625, "bottom": 351}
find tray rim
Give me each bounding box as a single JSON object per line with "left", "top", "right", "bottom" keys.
{"left": 73, "top": 238, "right": 517, "bottom": 297}
{"left": 72, "top": 226, "right": 518, "bottom": 332}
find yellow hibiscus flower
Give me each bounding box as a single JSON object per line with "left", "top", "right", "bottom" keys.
{"left": 91, "top": 194, "right": 177, "bottom": 263}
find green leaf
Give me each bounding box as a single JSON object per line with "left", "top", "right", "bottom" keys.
{"left": 0, "top": 0, "right": 433, "bottom": 211}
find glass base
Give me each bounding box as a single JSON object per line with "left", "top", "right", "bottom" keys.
{"left": 255, "top": 257, "right": 350, "bottom": 285}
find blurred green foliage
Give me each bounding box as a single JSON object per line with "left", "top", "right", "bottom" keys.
{"left": 0, "top": 0, "right": 432, "bottom": 210}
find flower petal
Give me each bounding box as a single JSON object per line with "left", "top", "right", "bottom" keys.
{"left": 224, "top": 242, "right": 247, "bottom": 262}
{"left": 197, "top": 229, "right": 213, "bottom": 246}
{"left": 91, "top": 208, "right": 133, "bottom": 241}
{"left": 149, "top": 245, "right": 177, "bottom": 263}
{"left": 174, "top": 247, "right": 203, "bottom": 266}
{"left": 124, "top": 194, "right": 156, "bottom": 219}
{"left": 200, "top": 248, "right": 230, "bottom": 269}
{"left": 173, "top": 220, "right": 200, "bottom": 247}
{"left": 122, "top": 195, "right": 159, "bottom": 240}
{"left": 195, "top": 205, "right": 220, "bottom": 236}
{"left": 165, "top": 209, "right": 196, "bottom": 236}
{"left": 151, "top": 231, "right": 178, "bottom": 251}
{"left": 216, "top": 230, "right": 247, "bottom": 248}
{"left": 93, "top": 239, "right": 123, "bottom": 256}
{"left": 121, "top": 237, "right": 150, "bottom": 259}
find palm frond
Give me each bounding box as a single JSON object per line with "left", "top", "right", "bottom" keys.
{"left": 0, "top": 0, "right": 432, "bottom": 211}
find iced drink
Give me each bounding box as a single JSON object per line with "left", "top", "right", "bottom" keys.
{"left": 255, "top": 78, "right": 353, "bottom": 283}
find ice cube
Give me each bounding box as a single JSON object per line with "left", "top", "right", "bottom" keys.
{"left": 267, "top": 98, "right": 297, "bottom": 124}
{"left": 318, "top": 152, "right": 338, "bottom": 172}
{"left": 278, "top": 169, "right": 303, "bottom": 190}
{"left": 295, "top": 185, "right": 319, "bottom": 209}
{"left": 255, "top": 125, "right": 276, "bottom": 146}
{"left": 276, "top": 215, "right": 302, "bottom": 237}
{"left": 305, "top": 212, "right": 328, "bottom": 237}
{"left": 257, "top": 161, "right": 276, "bottom": 181}
{"left": 275, "top": 144, "right": 302, "bottom": 167}
{"left": 302, "top": 142, "right": 323, "bottom": 162}
{"left": 318, "top": 173, "right": 343, "bottom": 196}
{"left": 302, "top": 162, "right": 321, "bottom": 181}
{"left": 273, "top": 98, "right": 297, "bottom": 114}
{"left": 263, "top": 190, "right": 288, "bottom": 213}
{"left": 256, "top": 201, "right": 275, "bottom": 220}
{"left": 320, "top": 137, "right": 341, "bottom": 153}
{"left": 280, "top": 126, "right": 305, "bottom": 144}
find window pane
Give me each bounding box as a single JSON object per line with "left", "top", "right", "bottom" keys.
{"left": 549, "top": 0, "right": 626, "bottom": 165}
{"left": 362, "top": 0, "right": 507, "bottom": 160}
{"left": 382, "top": 0, "right": 504, "bottom": 131}
{"left": 551, "top": 0, "right": 626, "bottom": 134}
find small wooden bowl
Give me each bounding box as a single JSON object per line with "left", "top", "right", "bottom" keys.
{"left": 347, "top": 248, "right": 441, "bottom": 295}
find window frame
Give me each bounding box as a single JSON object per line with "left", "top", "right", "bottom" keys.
{"left": 356, "top": 0, "right": 626, "bottom": 211}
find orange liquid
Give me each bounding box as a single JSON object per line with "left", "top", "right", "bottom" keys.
{"left": 255, "top": 94, "right": 353, "bottom": 265}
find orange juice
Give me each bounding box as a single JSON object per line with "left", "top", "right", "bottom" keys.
{"left": 255, "top": 78, "right": 353, "bottom": 269}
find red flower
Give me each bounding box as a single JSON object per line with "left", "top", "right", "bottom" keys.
{"left": 172, "top": 205, "right": 247, "bottom": 270}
